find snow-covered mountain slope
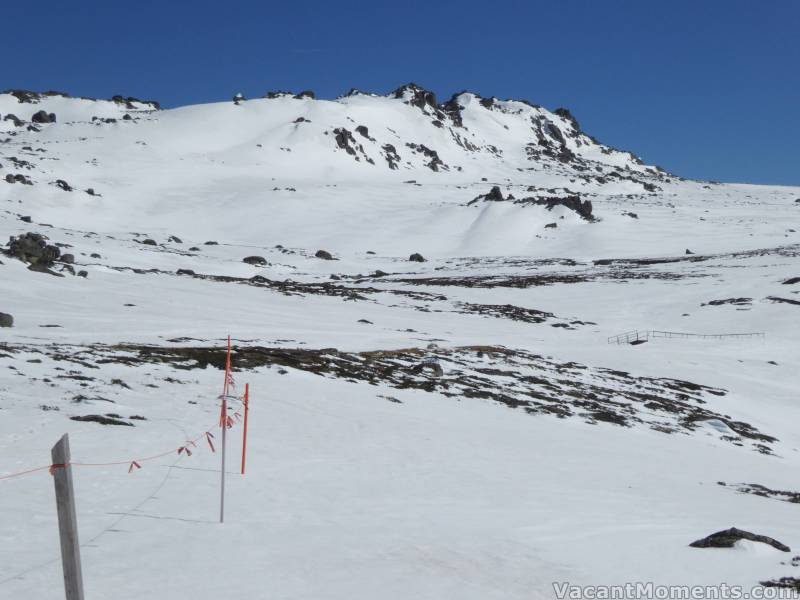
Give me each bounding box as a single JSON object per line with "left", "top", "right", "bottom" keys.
{"left": 1, "top": 85, "right": 800, "bottom": 599}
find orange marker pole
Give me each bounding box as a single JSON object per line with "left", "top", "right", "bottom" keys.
{"left": 241, "top": 383, "right": 250, "bottom": 475}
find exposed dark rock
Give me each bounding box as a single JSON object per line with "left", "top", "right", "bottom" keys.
{"left": 168, "top": 235, "right": 183, "bottom": 243}
{"left": 77, "top": 270, "right": 88, "bottom": 278}
{"left": 204, "top": 241, "right": 218, "bottom": 245}
{"left": 54, "top": 179, "right": 73, "bottom": 191}
{"left": 140, "top": 238, "right": 158, "bottom": 246}
{"left": 31, "top": 110, "right": 56, "bottom": 124}
{"left": 643, "top": 182, "right": 659, "bottom": 192}
{"left": 761, "top": 578, "right": 800, "bottom": 590}
{"left": 333, "top": 128, "right": 359, "bottom": 156}
{"left": 703, "top": 298, "right": 752, "bottom": 307}
{"left": 85, "top": 188, "right": 98, "bottom": 196}
{"left": 382, "top": 144, "right": 401, "bottom": 169}
{"left": 469, "top": 188, "right": 594, "bottom": 221}
{"left": 232, "top": 93, "right": 245, "bottom": 105}
{"left": 355, "top": 125, "right": 372, "bottom": 140}
{"left": 70, "top": 414, "right": 133, "bottom": 426}
{"left": 554, "top": 107, "right": 581, "bottom": 132}
{"left": 393, "top": 83, "right": 437, "bottom": 110}
{"left": 5, "top": 173, "right": 33, "bottom": 185}
{"left": 315, "top": 249, "right": 334, "bottom": 260}
{"left": 767, "top": 296, "right": 800, "bottom": 306}
{"left": 90, "top": 253, "right": 101, "bottom": 259}
{"left": 27, "top": 263, "right": 64, "bottom": 277}
{"left": 440, "top": 93, "right": 465, "bottom": 127}
{"left": 61, "top": 254, "right": 75, "bottom": 264}
{"left": 624, "top": 212, "right": 638, "bottom": 219}
{"left": 685, "top": 248, "right": 694, "bottom": 255}
{"left": 176, "top": 268, "right": 196, "bottom": 276}
{"left": 243, "top": 255, "right": 268, "bottom": 266}
{"left": 294, "top": 90, "right": 315, "bottom": 99}
{"left": 20, "top": 215, "right": 32, "bottom": 223}
{"left": 3, "top": 113, "right": 23, "bottom": 127}
{"left": 690, "top": 528, "right": 790, "bottom": 552}
{"left": 5, "top": 232, "right": 61, "bottom": 265}
{"left": 718, "top": 481, "right": 800, "bottom": 505}
{"left": 0, "top": 312, "right": 13, "bottom": 327}
{"left": 782, "top": 277, "right": 800, "bottom": 285}
{"left": 409, "top": 253, "right": 426, "bottom": 262}
{"left": 110, "top": 95, "right": 161, "bottom": 110}
{"left": 545, "top": 222, "right": 557, "bottom": 229}
{"left": 483, "top": 186, "right": 505, "bottom": 202}
{"left": 3, "top": 89, "right": 70, "bottom": 104}
{"left": 405, "top": 142, "right": 445, "bottom": 171}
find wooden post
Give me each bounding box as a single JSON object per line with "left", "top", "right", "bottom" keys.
{"left": 241, "top": 383, "right": 250, "bottom": 475}
{"left": 51, "top": 434, "right": 85, "bottom": 600}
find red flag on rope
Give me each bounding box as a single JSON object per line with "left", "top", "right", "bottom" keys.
{"left": 206, "top": 431, "right": 216, "bottom": 452}
{"left": 128, "top": 461, "right": 142, "bottom": 474}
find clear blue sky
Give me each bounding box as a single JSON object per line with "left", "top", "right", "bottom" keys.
{"left": 3, "top": 0, "right": 798, "bottom": 185}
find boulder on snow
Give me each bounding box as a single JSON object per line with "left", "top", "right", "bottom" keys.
{"left": 5, "top": 173, "right": 33, "bottom": 185}
{"left": 685, "top": 249, "right": 695, "bottom": 255}
{"left": 315, "top": 250, "right": 334, "bottom": 260}
{"left": 545, "top": 222, "right": 557, "bottom": 229}
{"left": 485, "top": 186, "right": 505, "bottom": 201}
{"left": 5, "top": 232, "right": 61, "bottom": 266}
{"left": 61, "top": 253, "right": 75, "bottom": 264}
{"left": 54, "top": 179, "right": 73, "bottom": 192}
{"left": 690, "top": 528, "right": 790, "bottom": 552}
{"left": 0, "top": 312, "right": 13, "bottom": 328}
{"left": 243, "top": 255, "right": 268, "bottom": 266}
{"left": 140, "top": 238, "right": 158, "bottom": 246}
{"left": 31, "top": 110, "right": 56, "bottom": 124}
{"left": 409, "top": 253, "right": 426, "bottom": 262}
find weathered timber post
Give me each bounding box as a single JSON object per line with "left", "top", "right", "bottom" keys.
{"left": 51, "top": 434, "right": 85, "bottom": 600}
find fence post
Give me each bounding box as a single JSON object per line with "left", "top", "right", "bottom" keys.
{"left": 51, "top": 434, "right": 85, "bottom": 600}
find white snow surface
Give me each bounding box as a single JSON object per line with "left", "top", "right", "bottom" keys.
{"left": 1, "top": 87, "right": 800, "bottom": 599}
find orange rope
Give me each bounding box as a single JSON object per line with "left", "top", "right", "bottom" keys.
{"left": 0, "top": 416, "right": 238, "bottom": 482}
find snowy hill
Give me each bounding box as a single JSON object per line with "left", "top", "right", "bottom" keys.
{"left": 1, "top": 85, "right": 800, "bottom": 599}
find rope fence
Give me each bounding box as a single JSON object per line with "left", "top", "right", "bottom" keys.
{"left": 607, "top": 330, "right": 766, "bottom": 345}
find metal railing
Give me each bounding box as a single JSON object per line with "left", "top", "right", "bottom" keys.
{"left": 607, "top": 330, "right": 766, "bottom": 344}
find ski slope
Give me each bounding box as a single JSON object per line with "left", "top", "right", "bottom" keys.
{"left": 1, "top": 86, "right": 799, "bottom": 599}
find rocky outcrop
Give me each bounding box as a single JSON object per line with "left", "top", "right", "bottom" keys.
{"left": 469, "top": 188, "right": 594, "bottom": 221}
{"left": 409, "top": 253, "right": 426, "bottom": 262}
{"left": 4, "top": 232, "right": 61, "bottom": 266}
{"left": 690, "top": 528, "right": 790, "bottom": 552}
{"left": 3, "top": 89, "right": 69, "bottom": 104}
{"left": 0, "top": 312, "right": 13, "bottom": 327}
{"left": 315, "top": 250, "right": 334, "bottom": 260}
